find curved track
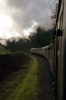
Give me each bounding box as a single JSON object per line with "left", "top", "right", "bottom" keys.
{"left": 33, "top": 54, "right": 55, "bottom": 100}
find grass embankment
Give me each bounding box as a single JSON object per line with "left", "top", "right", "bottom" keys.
{"left": 0, "top": 55, "right": 39, "bottom": 100}
{"left": 0, "top": 53, "right": 29, "bottom": 81}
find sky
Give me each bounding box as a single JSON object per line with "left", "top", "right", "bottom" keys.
{"left": 0, "top": 0, "right": 56, "bottom": 42}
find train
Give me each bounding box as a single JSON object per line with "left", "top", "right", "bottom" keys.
{"left": 31, "top": 0, "right": 66, "bottom": 100}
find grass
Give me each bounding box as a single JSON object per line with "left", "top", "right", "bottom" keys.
{"left": 0, "top": 46, "right": 11, "bottom": 54}
{"left": 0, "top": 55, "right": 39, "bottom": 100}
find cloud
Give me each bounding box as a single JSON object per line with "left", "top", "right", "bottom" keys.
{"left": 6, "top": 0, "right": 55, "bottom": 32}
{"left": 0, "top": 0, "right": 55, "bottom": 43}
{"left": 21, "top": 21, "right": 38, "bottom": 38}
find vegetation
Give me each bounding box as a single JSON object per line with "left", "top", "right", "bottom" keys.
{"left": 29, "top": 27, "right": 54, "bottom": 48}
{"left": 4, "top": 26, "right": 54, "bottom": 52}
{"left": 0, "top": 53, "right": 30, "bottom": 81}
{"left": 0, "top": 45, "right": 11, "bottom": 54}
{"left": 0, "top": 55, "right": 39, "bottom": 100}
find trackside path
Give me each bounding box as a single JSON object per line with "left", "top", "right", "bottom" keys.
{"left": 33, "top": 55, "right": 55, "bottom": 100}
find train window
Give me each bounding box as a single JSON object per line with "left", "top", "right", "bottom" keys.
{"left": 60, "top": 9, "right": 63, "bottom": 31}
{"left": 57, "top": 0, "right": 64, "bottom": 31}
{"left": 57, "top": 1, "right": 63, "bottom": 37}
{"left": 61, "top": 0, "right": 64, "bottom": 30}
{"left": 61, "top": 11, "right": 63, "bottom": 29}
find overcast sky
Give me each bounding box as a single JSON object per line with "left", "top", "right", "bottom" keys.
{"left": 0, "top": 0, "right": 56, "bottom": 41}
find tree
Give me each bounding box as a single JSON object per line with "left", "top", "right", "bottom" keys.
{"left": 29, "top": 26, "right": 53, "bottom": 48}
{"left": 5, "top": 26, "right": 54, "bottom": 52}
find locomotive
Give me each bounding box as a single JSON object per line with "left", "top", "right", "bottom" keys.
{"left": 31, "top": 0, "right": 66, "bottom": 100}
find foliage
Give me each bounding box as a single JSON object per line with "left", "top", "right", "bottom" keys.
{"left": 5, "top": 26, "right": 54, "bottom": 52}
{"left": 29, "top": 27, "right": 53, "bottom": 48}
{"left": 5, "top": 38, "right": 30, "bottom": 52}
{"left": 0, "top": 45, "right": 11, "bottom": 54}
{"left": 0, "top": 53, "right": 26, "bottom": 80}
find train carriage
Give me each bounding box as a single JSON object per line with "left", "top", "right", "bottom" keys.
{"left": 55, "top": 0, "right": 65, "bottom": 100}
{"left": 31, "top": 0, "right": 66, "bottom": 100}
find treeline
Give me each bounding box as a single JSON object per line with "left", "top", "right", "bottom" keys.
{"left": 4, "top": 26, "right": 54, "bottom": 52}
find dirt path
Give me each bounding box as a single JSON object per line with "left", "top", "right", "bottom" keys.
{"left": 33, "top": 55, "right": 55, "bottom": 100}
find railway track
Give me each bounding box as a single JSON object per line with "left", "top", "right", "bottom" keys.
{"left": 32, "top": 54, "right": 55, "bottom": 100}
